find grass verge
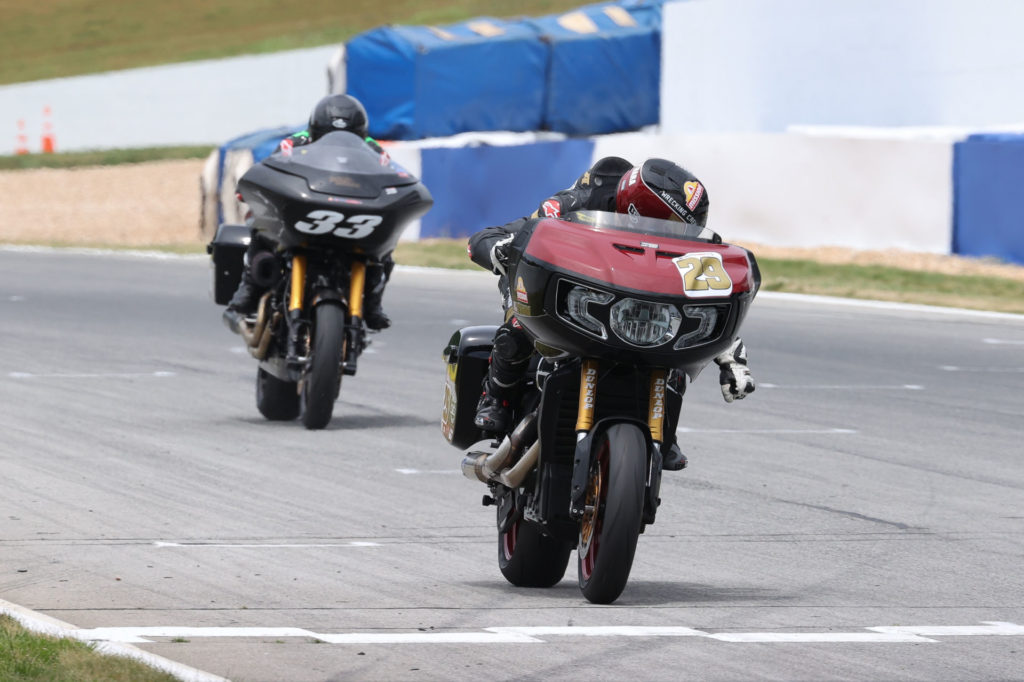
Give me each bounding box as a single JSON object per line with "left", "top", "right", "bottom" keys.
{"left": 0, "top": 0, "right": 590, "bottom": 85}
{"left": 0, "top": 615, "right": 178, "bottom": 682}
{"left": 0, "top": 147, "right": 213, "bottom": 170}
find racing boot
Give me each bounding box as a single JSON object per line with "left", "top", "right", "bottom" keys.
{"left": 662, "top": 441, "right": 688, "bottom": 471}
{"left": 222, "top": 273, "right": 261, "bottom": 335}
{"left": 362, "top": 261, "right": 392, "bottom": 330}
{"left": 473, "top": 375, "right": 520, "bottom": 434}
{"left": 362, "top": 293, "right": 391, "bottom": 330}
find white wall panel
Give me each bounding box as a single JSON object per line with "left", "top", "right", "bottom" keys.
{"left": 593, "top": 132, "right": 953, "bottom": 252}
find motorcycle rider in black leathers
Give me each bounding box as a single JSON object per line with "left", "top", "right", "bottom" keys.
{"left": 223, "top": 94, "right": 395, "bottom": 334}
{"left": 467, "top": 156, "right": 755, "bottom": 471}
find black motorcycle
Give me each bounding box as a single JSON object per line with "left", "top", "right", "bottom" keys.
{"left": 210, "top": 131, "right": 433, "bottom": 429}
{"left": 442, "top": 210, "right": 759, "bottom": 603}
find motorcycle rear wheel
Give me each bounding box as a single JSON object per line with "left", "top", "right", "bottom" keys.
{"left": 577, "top": 423, "right": 646, "bottom": 604}
{"left": 255, "top": 367, "right": 300, "bottom": 421}
{"left": 300, "top": 303, "right": 346, "bottom": 430}
{"left": 498, "top": 511, "right": 572, "bottom": 588}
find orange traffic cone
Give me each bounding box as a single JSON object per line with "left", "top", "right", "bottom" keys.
{"left": 15, "top": 119, "right": 29, "bottom": 155}
{"left": 41, "top": 106, "right": 56, "bottom": 153}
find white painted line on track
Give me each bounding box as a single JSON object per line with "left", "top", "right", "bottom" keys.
{"left": 490, "top": 626, "right": 706, "bottom": 638}
{"left": 677, "top": 427, "right": 857, "bottom": 435}
{"left": 64, "top": 622, "right": 1024, "bottom": 646}
{"left": 760, "top": 383, "right": 923, "bottom": 390}
{"left": 8, "top": 371, "right": 176, "bottom": 379}
{"left": 395, "top": 468, "right": 462, "bottom": 475}
{"left": 708, "top": 632, "right": 933, "bottom": 643}
{"left": 0, "top": 598, "right": 228, "bottom": 682}
{"left": 318, "top": 632, "right": 540, "bottom": 644}
{"left": 756, "top": 291, "right": 1024, "bottom": 320}
{"left": 983, "top": 338, "right": 1024, "bottom": 345}
{"left": 153, "top": 541, "right": 380, "bottom": 548}
{"left": 868, "top": 622, "right": 1024, "bottom": 637}
{"left": 939, "top": 365, "right": 1024, "bottom": 372}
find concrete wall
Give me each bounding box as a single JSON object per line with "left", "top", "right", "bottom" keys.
{"left": 592, "top": 132, "right": 954, "bottom": 252}
{"left": 0, "top": 47, "right": 336, "bottom": 155}
{"left": 661, "top": 0, "right": 1024, "bottom": 134}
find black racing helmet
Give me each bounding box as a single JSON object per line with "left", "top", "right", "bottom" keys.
{"left": 308, "top": 94, "right": 369, "bottom": 140}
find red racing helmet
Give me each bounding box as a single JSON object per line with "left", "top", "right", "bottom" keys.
{"left": 615, "top": 158, "right": 710, "bottom": 226}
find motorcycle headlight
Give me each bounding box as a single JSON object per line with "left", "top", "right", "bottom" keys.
{"left": 609, "top": 298, "right": 681, "bottom": 347}
{"left": 673, "top": 304, "right": 723, "bottom": 349}
{"left": 564, "top": 285, "right": 614, "bottom": 338}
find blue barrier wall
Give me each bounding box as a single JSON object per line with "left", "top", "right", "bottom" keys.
{"left": 953, "top": 134, "right": 1024, "bottom": 266}
{"left": 347, "top": 20, "right": 548, "bottom": 140}
{"left": 528, "top": 1, "right": 663, "bottom": 135}
{"left": 418, "top": 139, "right": 596, "bottom": 238}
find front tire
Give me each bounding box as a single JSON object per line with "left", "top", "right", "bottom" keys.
{"left": 301, "top": 303, "right": 346, "bottom": 430}
{"left": 255, "top": 367, "right": 299, "bottom": 421}
{"left": 577, "top": 423, "right": 647, "bottom": 604}
{"left": 498, "top": 508, "right": 572, "bottom": 588}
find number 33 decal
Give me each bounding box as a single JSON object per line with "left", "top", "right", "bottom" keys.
{"left": 671, "top": 252, "right": 734, "bottom": 298}
{"left": 294, "top": 210, "right": 381, "bottom": 239}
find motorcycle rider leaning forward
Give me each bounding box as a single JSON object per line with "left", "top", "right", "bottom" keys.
{"left": 467, "top": 156, "right": 756, "bottom": 471}
{"left": 223, "top": 94, "right": 395, "bottom": 334}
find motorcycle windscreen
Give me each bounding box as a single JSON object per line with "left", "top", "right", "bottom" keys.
{"left": 262, "top": 131, "right": 419, "bottom": 199}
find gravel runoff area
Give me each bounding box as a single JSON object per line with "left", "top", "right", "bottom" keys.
{"left": 2, "top": 159, "right": 1023, "bottom": 283}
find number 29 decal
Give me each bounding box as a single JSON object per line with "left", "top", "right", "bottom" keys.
{"left": 294, "top": 210, "right": 382, "bottom": 239}
{"left": 671, "top": 252, "right": 733, "bottom": 298}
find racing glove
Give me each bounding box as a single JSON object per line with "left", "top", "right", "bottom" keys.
{"left": 714, "top": 339, "right": 755, "bottom": 403}
{"left": 489, "top": 235, "right": 515, "bottom": 276}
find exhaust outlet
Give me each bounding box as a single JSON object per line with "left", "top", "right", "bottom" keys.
{"left": 460, "top": 412, "right": 539, "bottom": 484}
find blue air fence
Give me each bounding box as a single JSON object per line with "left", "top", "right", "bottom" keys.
{"left": 953, "top": 134, "right": 1024, "bottom": 267}
{"left": 417, "top": 139, "right": 596, "bottom": 238}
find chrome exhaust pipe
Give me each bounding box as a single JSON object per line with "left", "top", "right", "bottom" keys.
{"left": 239, "top": 293, "right": 272, "bottom": 349}
{"left": 460, "top": 412, "right": 538, "bottom": 484}
{"left": 498, "top": 440, "right": 540, "bottom": 488}
{"left": 251, "top": 311, "right": 280, "bottom": 360}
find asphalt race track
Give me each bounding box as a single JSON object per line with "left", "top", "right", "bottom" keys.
{"left": 2, "top": 247, "right": 1023, "bottom": 681}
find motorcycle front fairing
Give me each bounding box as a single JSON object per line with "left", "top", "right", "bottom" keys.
{"left": 236, "top": 131, "right": 433, "bottom": 258}
{"left": 508, "top": 211, "right": 760, "bottom": 379}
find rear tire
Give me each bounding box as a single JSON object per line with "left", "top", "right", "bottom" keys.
{"left": 301, "top": 303, "right": 346, "bottom": 430}
{"left": 498, "top": 511, "right": 572, "bottom": 588}
{"left": 577, "top": 423, "right": 647, "bottom": 604}
{"left": 255, "top": 367, "right": 299, "bottom": 421}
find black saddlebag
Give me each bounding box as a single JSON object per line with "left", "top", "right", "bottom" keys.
{"left": 208, "top": 223, "right": 251, "bottom": 305}
{"left": 442, "top": 325, "right": 498, "bottom": 449}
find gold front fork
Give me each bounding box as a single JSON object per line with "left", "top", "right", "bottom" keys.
{"left": 348, "top": 261, "right": 366, "bottom": 319}
{"left": 575, "top": 359, "right": 599, "bottom": 434}
{"left": 647, "top": 369, "right": 667, "bottom": 444}
{"left": 289, "top": 254, "right": 307, "bottom": 312}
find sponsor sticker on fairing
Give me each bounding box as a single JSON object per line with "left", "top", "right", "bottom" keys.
{"left": 684, "top": 181, "right": 704, "bottom": 210}
{"left": 279, "top": 138, "right": 293, "bottom": 156}
{"left": 671, "top": 252, "right": 734, "bottom": 298}
{"left": 516, "top": 276, "right": 529, "bottom": 304}
{"left": 542, "top": 200, "right": 561, "bottom": 218}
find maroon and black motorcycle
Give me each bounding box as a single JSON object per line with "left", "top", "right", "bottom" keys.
{"left": 442, "top": 210, "right": 760, "bottom": 603}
